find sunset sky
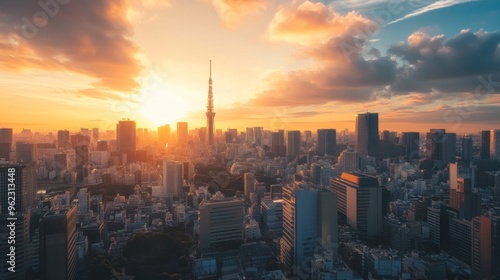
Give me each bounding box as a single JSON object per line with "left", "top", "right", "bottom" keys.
{"left": 1, "top": 0, "right": 499, "bottom": 134}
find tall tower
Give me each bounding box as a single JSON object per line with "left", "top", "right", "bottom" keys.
{"left": 206, "top": 60, "right": 216, "bottom": 145}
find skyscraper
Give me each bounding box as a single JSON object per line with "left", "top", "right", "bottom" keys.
{"left": 490, "top": 129, "right": 500, "bottom": 160}
{"left": 246, "top": 127, "right": 254, "bottom": 144}
{"left": 176, "top": 122, "right": 188, "bottom": 146}
{"left": 253, "top": 127, "right": 263, "bottom": 145}
{"left": 198, "top": 198, "right": 244, "bottom": 250}
{"left": 116, "top": 120, "right": 136, "bottom": 152}
{"left": 0, "top": 128, "right": 13, "bottom": 160}
{"left": 158, "top": 124, "right": 171, "bottom": 147}
{"left": 15, "top": 141, "right": 37, "bottom": 164}
{"left": 162, "top": 161, "right": 184, "bottom": 198}
{"left": 57, "top": 130, "right": 70, "bottom": 150}
{"left": 41, "top": 206, "right": 77, "bottom": 280}
{"left": 426, "top": 129, "right": 456, "bottom": 168}
{"left": 286, "top": 130, "right": 301, "bottom": 157}
{"left": 461, "top": 136, "right": 473, "bottom": 163}
{"left": 401, "top": 132, "right": 419, "bottom": 161}
{"left": 481, "top": 130, "right": 491, "bottom": 160}
{"left": 206, "top": 60, "right": 216, "bottom": 145}
{"left": 271, "top": 130, "right": 286, "bottom": 157}
{"left": 355, "top": 112, "right": 379, "bottom": 158}
{"left": 75, "top": 145, "right": 89, "bottom": 182}
{"left": 0, "top": 164, "right": 36, "bottom": 280}
{"left": 330, "top": 172, "right": 382, "bottom": 239}
{"left": 317, "top": 129, "right": 336, "bottom": 156}
{"left": 280, "top": 182, "right": 338, "bottom": 272}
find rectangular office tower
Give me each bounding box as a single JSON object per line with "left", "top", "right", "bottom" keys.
{"left": 287, "top": 130, "right": 301, "bottom": 157}
{"left": 162, "top": 161, "right": 184, "bottom": 198}
{"left": 41, "top": 206, "right": 77, "bottom": 280}
{"left": 425, "top": 129, "right": 456, "bottom": 168}
{"left": 0, "top": 128, "right": 13, "bottom": 160}
{"left": 317, "top": 129, "right": 336, "bottom": 156}
{"left": 280, "top": 182, "right": 338, "bottom": 273}
{"left": 116, "top": 120, "right": 136, "bottom": 152}
{"left": 198, "top": 198, "right": 244, "bottom": 250}
{"left": 481, "top": 130, "right": 491, "bottom": 160}
{"left": 355, "top": 112, "right": 379, "bottom": 158}
{"left": 330, "top": 172, "right": 382, "bottom": 239}
{"left": 490, "top": 129, "right": 500, "bottom": 160}
{"left": 401, "top": 132, "right": 419, "bottom": 161}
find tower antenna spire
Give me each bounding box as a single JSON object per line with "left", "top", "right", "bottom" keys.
{"left": 206, "top": 60, "right": 215, "bottom": 145}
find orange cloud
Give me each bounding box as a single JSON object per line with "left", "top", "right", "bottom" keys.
{"left": 209, "top": 0, "right": 268, "bottom": 28}
{"left": 0, "top": 0, "right": 142, "bottom": 94}
{"left": 268, "top": 1, "right": 378, "bottom": 44}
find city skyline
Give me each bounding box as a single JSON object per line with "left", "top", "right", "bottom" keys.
{"left": 0, "top": 0, "right": 499, "bottom": 133}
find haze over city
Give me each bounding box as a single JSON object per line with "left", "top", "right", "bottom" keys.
{"left": 1, "top": 0, "right": 499, "bottom": 133}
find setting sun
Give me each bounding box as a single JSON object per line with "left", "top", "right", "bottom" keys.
{"left": 137, "top": 86, "right": 191, "bottom": 126}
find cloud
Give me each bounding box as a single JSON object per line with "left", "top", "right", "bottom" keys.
{"left": 247, "top": 2, "right": 396, "bottom": 107}
{"left": 388, "top": 30, "right": 500, "bottom": 94}
{"left": 268, "top": 1, "right": 377, "bottom": 44}
{"left": 0, "top": 0, "right": 143, "bottom": 94}
{"left": 388, "top": 0, "right": 479, "bottom": 25}
{"left": 209, "top": 0, "right": 268, "bottom": 28}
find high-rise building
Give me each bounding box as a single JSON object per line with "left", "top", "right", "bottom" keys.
{"left": 317, "top": 129, "right": 336, "bottom": 156}
{"left": 253, "top": 127, "right": 263, "bottom": 145}
{"left": 245, "top": 127, "right": 254, "bottom": 144}
{"left": 15, "top": 141, "right": 37, "bottom": 164}
{"left": 481, "top": 130, "right": 491, "bottom": 160}
{"left": 425, "top": 129, "right": 456, "bottom": 168}
{"left": 490, "top": 129, "right": 500, "bottom": 160}
{"left": 158, "top": 124, "right": 171, "bottom": 148}
{"left": 0, "top": 128, "right": 13, "bottom": 160}
{"left": 461, "top": 136, "right": 473, "bottom": 163}
{"left": 286, "top": 130, "right": 301, "bottom": 157}
{"left": 176, "top": 122, "right": 188, "bottom": 146}
{"left": 75, "top": 145, "right": 89, "bottom": 182}
{"left": 198, "top": 198, "right": 244, "bottom": 250}
{"left": 0, "top": 164, "right": 36, "bottom": 280}
{"left": 330, "top": 172, "right": 382, "bottom": 239}
{"left": 41, "top": 206, "right": 77, "bottom": 280}
{"left": 271, "top": 130, "right": 286, "bottom": 157}
{"left": 57, "top": 130, "right": 70, "bottom": 150}
{"left": 162, "top": 161, "right": 183, "bottom": 198}
{"left": 280, "top": 183, "right": 338, "bottom": 272}
{"left": 401, "top": 132, "right": 419, "bottom": 161}
{"left": 355, "top": 112, "right": 379, "bottom": 158}
{"left": 0, "top": 164, "right": 36, "bottom": 216}
{"left": 443, "top": 209, "right": 471, "bottom": 265}
{"left": 472, "top": 216, "right": 493, "bottom": 280}
{"left": 206, "top": 61, "right": 216, "bottom": 145}
{"left": 337, "top": 148, "right": 359, "bottom": 173}
{"left": 116, "top": 120, "right": 136, "bottom": 152}
{"left": 260, "top": 198, "right": 283, "bottom": 236}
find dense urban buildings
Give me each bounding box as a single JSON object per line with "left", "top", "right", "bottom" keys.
{"left": 2, "top": 115, "right": 500, "bottom": 280}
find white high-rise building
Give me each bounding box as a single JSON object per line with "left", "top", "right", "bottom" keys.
{"left": 198, "top": 198, "right": 244, "bottom": 250}
{"left": 162, "top": 161, "right": 183, "bottom": 198}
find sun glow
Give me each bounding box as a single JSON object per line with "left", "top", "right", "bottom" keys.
{"left": 137, "top": 87, "right": 191, "bottom": 126}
